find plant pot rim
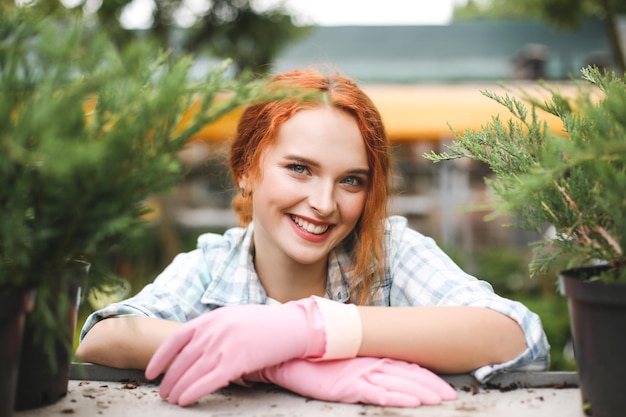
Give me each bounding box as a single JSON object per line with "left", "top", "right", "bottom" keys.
{"left": 559, "top": 265, "right": 626, "bottom": 306}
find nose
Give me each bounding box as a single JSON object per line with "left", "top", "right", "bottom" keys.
{"left": 308, "top": 179, "right": 337, "bottom": 217}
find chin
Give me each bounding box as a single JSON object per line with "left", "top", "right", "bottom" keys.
{"left": 286, "top": 248, "right": 331, "bottom": 266}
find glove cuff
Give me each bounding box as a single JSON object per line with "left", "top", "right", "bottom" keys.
{"left": 312, "top": 296, "right": 363, "bottom": 360}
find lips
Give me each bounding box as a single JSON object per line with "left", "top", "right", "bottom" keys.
{"left": 290, "top": 215, "right": 330, "bottom": 235}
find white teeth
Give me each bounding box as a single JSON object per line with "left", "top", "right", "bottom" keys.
{"left": 290, "top": 215, "right": 329, "bottom": 235}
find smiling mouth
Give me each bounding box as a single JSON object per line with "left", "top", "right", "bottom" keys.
{"left": 290, "top": 215, "right": 330, "bottom": 235}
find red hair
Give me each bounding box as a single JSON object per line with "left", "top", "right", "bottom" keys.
{"left": 229, "top": 69, "right": 391, "bottom": 304}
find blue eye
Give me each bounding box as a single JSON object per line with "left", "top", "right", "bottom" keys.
{"left": 288, "top": 164, "right": 308, "bottom": 174}
{"left": 342, "top": 176, "right": 363, "bottom": 186}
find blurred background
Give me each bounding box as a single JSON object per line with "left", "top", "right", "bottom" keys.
{"left": 18, "top": 0, "right": 626, "bottom": 371}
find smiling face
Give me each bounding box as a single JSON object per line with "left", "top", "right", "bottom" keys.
{"left": 241, "top": 106, "right": 369, "bottom": 271}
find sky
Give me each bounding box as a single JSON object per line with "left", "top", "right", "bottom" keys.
{"left": 116, "top": 0, "right": 471, "bottom": 29}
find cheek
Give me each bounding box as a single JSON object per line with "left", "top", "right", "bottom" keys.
{"left": 340, "top": 193, "right": 367, "bottom": 222}
{"left": 253, "top": 171, "right": 301, "bottom": 204}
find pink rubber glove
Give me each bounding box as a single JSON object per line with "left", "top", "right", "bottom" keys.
{"left": 244, "top": 357, "right": 457, "bottom": 407}
{"left": 145, "top": 296, "right": 362, "bottom": 406}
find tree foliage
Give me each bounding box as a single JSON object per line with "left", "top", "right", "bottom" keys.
{"left": 11, "top": 0, "right": 311, "bottom": 76}
{"left": 0, "top": 6, "right": 266, "bottom": 354}
{"left": 425, "top": 67, "right": 626, "bottom": 281}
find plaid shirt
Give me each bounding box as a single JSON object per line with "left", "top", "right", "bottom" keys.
{"left": 80, "top": 215, "right": 550, "bottom": 382}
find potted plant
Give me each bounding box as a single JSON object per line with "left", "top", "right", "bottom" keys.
{"left": 0, "top": 8, "right": 263, "bottom": 414}
{"left": 425, "top": 66, "right": 626, "bottom": 417}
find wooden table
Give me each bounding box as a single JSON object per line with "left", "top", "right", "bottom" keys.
{"left": 15, "top": 364, "right": 583, "bottom": 417}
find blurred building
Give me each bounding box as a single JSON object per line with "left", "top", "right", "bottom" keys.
{"left": 273, "top": 19, "right": 615, "bottom": 83}
{"left": 168, "top": 18, "right": 617, "bottom": 261}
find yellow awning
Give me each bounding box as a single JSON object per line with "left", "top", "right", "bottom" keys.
{"left": 185, "top": 82, "right": 578, "bottom": 144}
{"left": 364, "top": 83, "right": 569, "bottom": 141}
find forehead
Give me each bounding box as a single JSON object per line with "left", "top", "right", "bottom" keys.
{"left": 271, "top": 106, "right": 367, "bottom": 162}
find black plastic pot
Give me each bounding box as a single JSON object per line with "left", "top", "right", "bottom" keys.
{"left": 14, "top": 285, "right": 81, "bottom": 411}
{"left": 14, "top": 261, "right": 88, "bottom": 411}
{"left": 559, "top": 266, "right": 626, "bottom": 417}
{"left": 0, "top": 290, "right": 34, "bottom": 417}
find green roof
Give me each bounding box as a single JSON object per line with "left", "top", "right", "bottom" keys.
{"left": 274, "top": 19, "right": 614, "bottom": 83}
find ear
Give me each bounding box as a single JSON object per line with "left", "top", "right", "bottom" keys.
{"left": 237, "top": 175, "right": 249, "bottom": 192}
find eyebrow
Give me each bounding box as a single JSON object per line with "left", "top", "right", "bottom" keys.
{"left": 284, "top": 154, "right": 370, "bottom": 176}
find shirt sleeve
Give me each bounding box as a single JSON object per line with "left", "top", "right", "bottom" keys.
{"left": 79, "top": 248, "right": 212, "bottom": 341}
{"left": 385, "top": 216, "right": 551, "bottom": 382}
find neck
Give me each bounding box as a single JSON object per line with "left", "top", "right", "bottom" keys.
{"left": 253, "top": 245, "right": 328, "bottom": 304}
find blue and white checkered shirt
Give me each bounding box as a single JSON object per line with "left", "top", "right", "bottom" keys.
{"left": 80, "top": 215, "right": 550, "bottom": 382}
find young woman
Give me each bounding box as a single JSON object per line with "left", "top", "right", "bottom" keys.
{"left": 76, "top": 69, "right": 550, "bottom": 408}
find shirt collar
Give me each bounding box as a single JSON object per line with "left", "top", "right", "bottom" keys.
{"left": 326, "top": 242, "right": 352, "bottom": 303}
{"left": 201, "top": 223, "right": 269, "bottom": 306}
{"left": 201, "top": 222, "right": 355, "bottom": 306}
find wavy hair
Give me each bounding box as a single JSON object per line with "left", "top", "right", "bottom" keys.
{"left": 229, "top": 69, "right": 391, "bottom": 304}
